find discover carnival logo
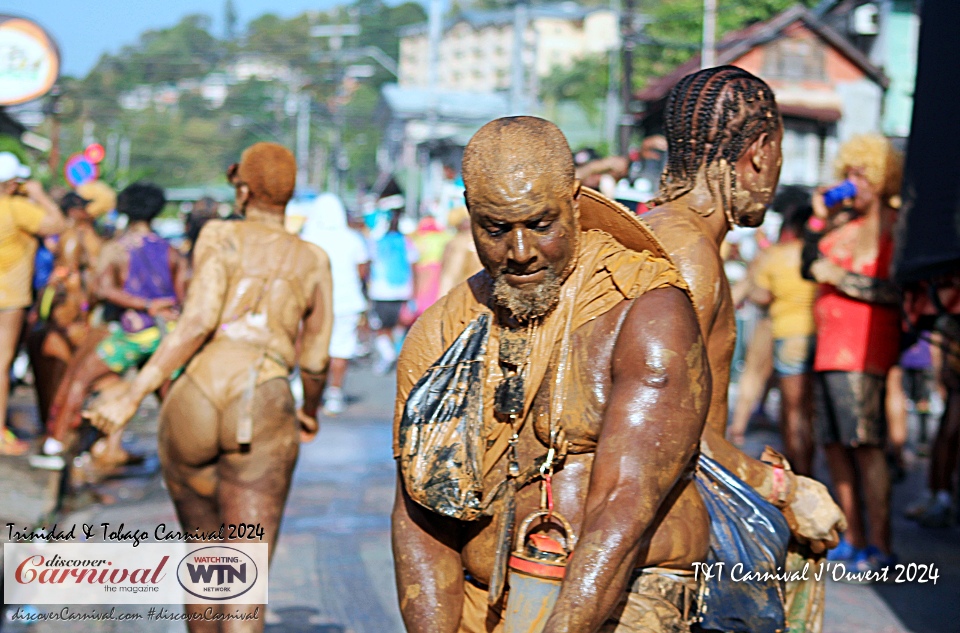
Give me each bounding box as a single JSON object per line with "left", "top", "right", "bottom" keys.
{"left": 177, "top": 546, "right": 259, "bottom": 601}
{"left": 4, "top": 543, "right": 268, "bottom": 605}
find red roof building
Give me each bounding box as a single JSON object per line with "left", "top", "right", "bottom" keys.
{"left": 634, "top": 5, "right": 889, "bottom": 187}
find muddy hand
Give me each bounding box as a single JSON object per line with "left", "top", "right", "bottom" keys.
{"left": 147, "top": 297, "right": 176, "bottom": 316}
{"left": 83, "top": 392, "right": 140, "bottom": 435}
{"left": 297, "top": 409, "right": 319, "bottom": 443}
{"left": 783, "top": 476, "right": 848, "bottom": 554}
{"left": 809, "top": 258, "right": 846, "bottom": 286}
{"left": 23, "top": 180, "right": 48, "bottom": 200}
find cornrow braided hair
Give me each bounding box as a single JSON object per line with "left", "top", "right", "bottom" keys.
{"left": 649, "top": 66, "right": 781, "bottom": 224}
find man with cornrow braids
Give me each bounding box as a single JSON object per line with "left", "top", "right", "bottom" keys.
{"left": 643, "top": 66, "right": 846, "bottom": 632}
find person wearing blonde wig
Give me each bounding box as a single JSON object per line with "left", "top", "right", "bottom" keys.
{"left": 802, "top": 133, "right": 904, "bottom": 574}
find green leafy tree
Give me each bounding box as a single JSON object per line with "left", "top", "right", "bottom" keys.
{"left": 67, "top": 1, "right": 424, "bottom": 191}
{"left": 82, "top": 14, "right": 222, "bottom": 123}
{"left": 243, "top": 14, "right": 315, "bottom": 69}
{"left": 339, "top": 83, "right": 383, "bottom": 185}
{"left": 634, "top": 0, "right": 821, "bottom": 87}
{"left": 459, "top": 0, "right": 610, "bottom": 10}
{"left": 221, "top": 79, "right": 291, "bottom": 162}
{"left": 126, "top": 15, "right": 221, "bottom": 84}
{"left": 356, "top": 1, "right": 426, "bottom": 86}
{"left": 540, "top": 54, "right": 610, "bottom": 123}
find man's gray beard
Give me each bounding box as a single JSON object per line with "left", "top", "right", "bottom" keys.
{"left": 492, "top": 269, "right": 562, "bottom": 324}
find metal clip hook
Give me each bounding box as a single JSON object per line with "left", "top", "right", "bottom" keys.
{"left": 540, "top": 446, "right": 556, "bottom": 477}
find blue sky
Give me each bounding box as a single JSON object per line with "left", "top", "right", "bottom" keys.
{"left": 3, "top": 0, "right": 370, "bottom": 77}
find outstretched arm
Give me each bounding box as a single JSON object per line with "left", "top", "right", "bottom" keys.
{"left": 700, "top": 378, "right": 845, "bottom": 552}
{"left": 543, "top": 287, "right": 710, "bottom": 633}
{"left": 84, "top": 225, "right": 229, "bottom": 432}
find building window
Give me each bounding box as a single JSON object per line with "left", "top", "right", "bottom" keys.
{"left": 763, "top": 37, "right": 827, "bottom": 81}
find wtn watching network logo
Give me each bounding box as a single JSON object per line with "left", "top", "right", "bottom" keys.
{"left": 177, "top": 546, "right": 259, "bottom": 600}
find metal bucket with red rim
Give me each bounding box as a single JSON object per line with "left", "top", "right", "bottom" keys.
{"left": 504, "top": 510, "right": 576, "bottom": 633}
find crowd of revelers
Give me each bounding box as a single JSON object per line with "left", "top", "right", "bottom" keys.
{"left": 0, "top": 156, "right": 482, "bottom": 475}
{"left": 0, "top": 64, "right": 954, "bottom": 633}
{"left": 716, "top": 131, "right": 957, "bottom": 567}
{"left": 0, "top": 171, "right": 188, "bottom": 471}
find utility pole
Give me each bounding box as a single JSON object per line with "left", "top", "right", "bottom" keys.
{"left": 48, "top": 116, "right": 60, "bottom": 177}
{"left": 701, "top": 0, "right": 717, "bottom": 69}
{"left": 45, "top": 87, "right": 61, "bottom": 177}
{"left": 510, "top": 0, "right": 530, "bottom": 114}
{"left": 310, "top": 23, "right": 361, "bottom": 196}
{"left": 296, "top": 92, "right": 311, "bottom": 189}
{"left": 427, "top": 0, "right": 443, "bottom": 95}
{"left": 106, "top": 132, "right": 119, "bottom": 173}
{"left": 605, "top": 0, "right": 621, "bottom": 154}
{"left": 118, "top": 137, "right": 131, "bottom": 187}
{"left": 82, "top": 121, "right": 95, "bottom": 148}
{"left": 416, "top": 0, "right": 445, "bottom": 219}
{"left": 619, "top": 0, "right": 636, "bottom": 154}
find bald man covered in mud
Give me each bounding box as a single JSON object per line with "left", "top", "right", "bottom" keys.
{"left": 642, "top": 66, "right": 846, "bottom": 631}
{"left": 393, "top": 117, "right": 711, "bottom": 632}
{"left": 87, "top": 143, "right": 333, "bottom": 633}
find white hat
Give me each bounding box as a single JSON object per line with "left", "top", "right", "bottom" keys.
{"left": 0, "top": 152, "right": 31, "bottom": 182}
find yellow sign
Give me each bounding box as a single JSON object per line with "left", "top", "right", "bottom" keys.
{"left": 0, "top": 15, "right": 60, "bottom": 106}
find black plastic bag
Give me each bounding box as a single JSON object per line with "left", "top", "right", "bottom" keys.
{"left": 398, "top": 314, "right": 490, "bottom": 520}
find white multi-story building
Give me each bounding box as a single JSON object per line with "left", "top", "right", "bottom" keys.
{"left": 398, "top": 4, "right": 618, "bottom": 94}
{"left": 227, "top": 54, "right": 298, "bottom": 84}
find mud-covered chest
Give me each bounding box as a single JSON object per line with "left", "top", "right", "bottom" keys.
{"left": 529, "top": 306, "right": 625, "bottom": 453}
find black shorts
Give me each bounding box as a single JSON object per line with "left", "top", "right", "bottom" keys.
{"left": 814, "top": 371, "right": 887, "bottom": 448}
{"left": 371, "top": 300, "right": 404, "bottom": 330}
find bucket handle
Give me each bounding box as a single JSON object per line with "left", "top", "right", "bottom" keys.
{"left": 513, "top": 509, "right": 577, "bottom": 555}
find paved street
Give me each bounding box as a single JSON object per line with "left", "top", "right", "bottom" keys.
{"left": 2, "top": 363, "right": 957, "bottom": 632}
